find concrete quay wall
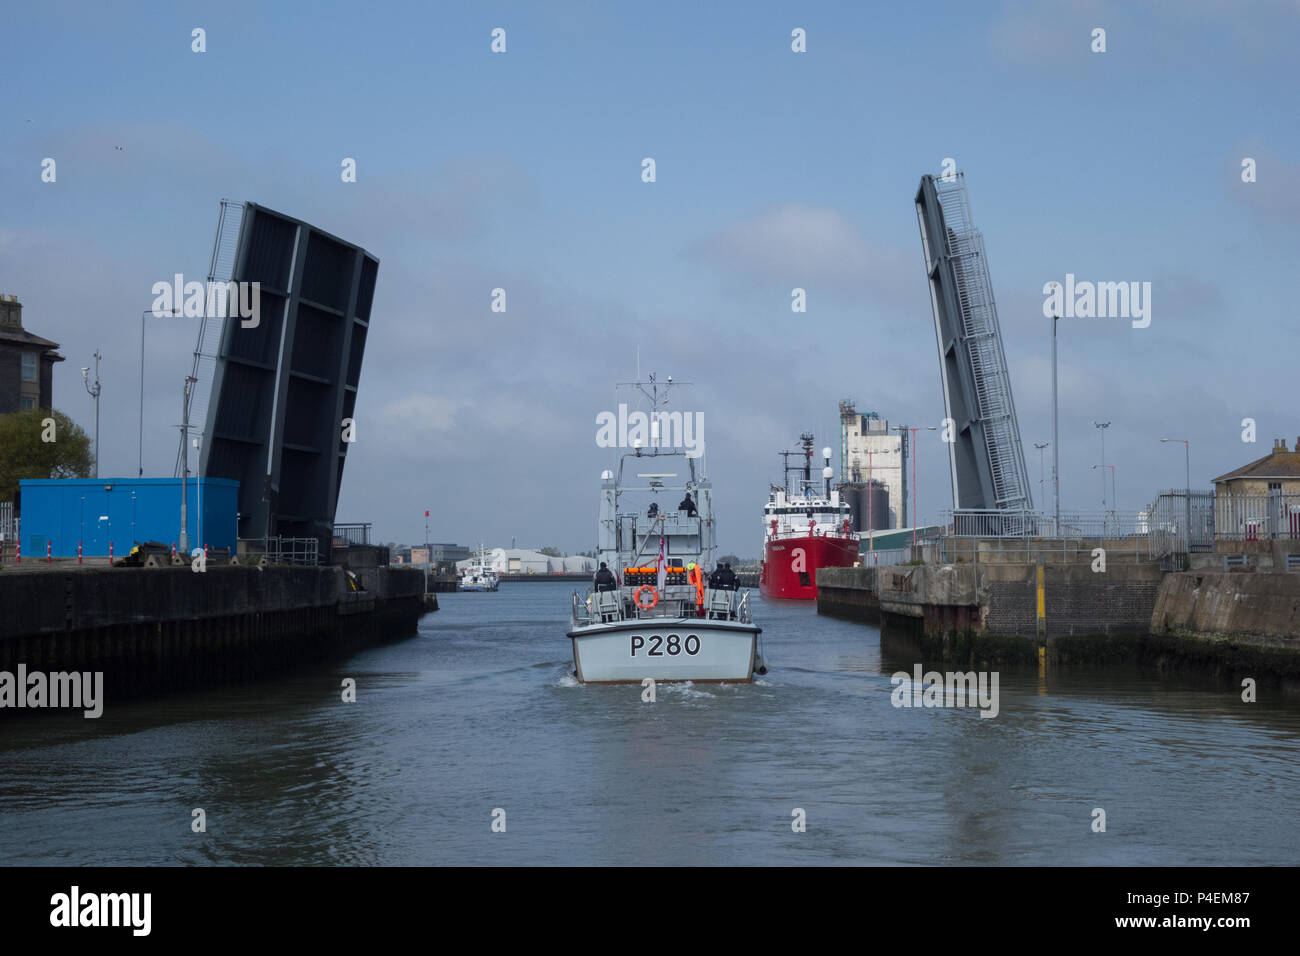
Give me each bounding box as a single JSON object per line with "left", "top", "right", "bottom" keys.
{"left": 818, "top": 561, "right": 1300, "bottom": 685}
{"left": 0, "top": 565, "right": 425, "bottom": 707}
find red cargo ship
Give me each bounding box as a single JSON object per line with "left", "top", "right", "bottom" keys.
{"left": 759, "top": 434, "right": 858, "bottom": 600}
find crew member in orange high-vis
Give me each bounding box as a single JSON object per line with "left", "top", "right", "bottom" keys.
{"left": 687, "top": 562, "right": 705, "bottom": 617}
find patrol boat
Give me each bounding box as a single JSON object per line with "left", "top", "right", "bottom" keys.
{"left": 458, "top": 545, "right": 499, "bottom": 591}
{"left": 567, "top": 374, "right": 764, "bottom": 684}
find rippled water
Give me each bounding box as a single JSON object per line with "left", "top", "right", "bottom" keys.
{"left": 2, "top": 581, "right": 1298, "bottom": 865}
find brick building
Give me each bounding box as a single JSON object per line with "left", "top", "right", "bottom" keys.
{"left": 1213, "top": 438, "right": 1300, "bottom": 496}
{"left": 1212, "top": 437, "right": 1300, "bottom": 542}
{"left": 0, "top": 295, "right": 63, "bottom": 413}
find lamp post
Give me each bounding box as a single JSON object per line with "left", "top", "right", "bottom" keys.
{"left": 1034, "top": 441, "right": 1050, "bottom": 503}
{"left": 1092, "top": 464, "right": 1116, "bottom": 532}
{"left": 178, "top": 376, "right": 197, "bottom": 553}
{"left": 139, "top": 307, "right": 179, "bottom": 477}
{"left": 895, "top": 424, "right": 938, "bottom": 551}
{"left": 1051, "top": 312, "right": 1061, "bottom": 535}
{"left": 81, "top": 350, "right": 102, "bottom": 479}
{"left": 1093, "top": 421, "right": 1111, "bottom": 509}
{"left": 192, "top": 436, "right": 202, "bottom": 556}
{"left": 1161, "top": 438, "right": 1191, "bottom": 548}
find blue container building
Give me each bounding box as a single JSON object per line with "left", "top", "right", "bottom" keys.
{"left": 17, "top": 477, "right": 239, "bottom": 558}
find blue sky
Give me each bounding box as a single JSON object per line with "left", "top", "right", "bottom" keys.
{"left": 3, "top": 0, "right": 1297, "bottom": 554}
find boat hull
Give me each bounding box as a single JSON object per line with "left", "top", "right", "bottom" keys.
{"left": 566, "top": 618, "right": 761, "bottom": 684}
{"left": 760, "top": 534, "right": 858, "bottom": 600}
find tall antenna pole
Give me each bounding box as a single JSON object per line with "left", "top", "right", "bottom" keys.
{"left": 1052, "top": 314, "right": 1060, "bottom": 533}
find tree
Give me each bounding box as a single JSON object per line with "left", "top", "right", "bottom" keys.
{"left": 538, "top": 546, "right": 563, "bottom": 557}
{"left": 0, "top": 409, "right": 93, "bottom": 503}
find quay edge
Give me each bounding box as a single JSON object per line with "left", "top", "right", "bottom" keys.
{"left": 0, "top": 565, "right": 426, "bottom": 710}
{"left": 817, "top": 563, "right": 1300, "bottom": 691}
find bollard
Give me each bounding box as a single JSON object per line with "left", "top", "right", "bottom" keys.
{"left": 78, "top": 541, "right": 83, "bottom": 565}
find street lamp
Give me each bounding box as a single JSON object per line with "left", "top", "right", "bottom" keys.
{"left": 192, "top": 436, "right": 202, "bottom": 555}
{"left": 1034, "top": 441, "right": 1049, "bottom": 502}
{"left": 1050, "top": 311, "right": 1061, "bottom": 534}
{"left": 895, "top": 424, "right": 938, "bottom": 551}
{"left": 81, "top": 350, "right": 102, "bottom": 479}
{"left": 178, "top": 376, "right": 198, "bottom": 552}
{"left": 1161, "top": 438, "right": 1192, "bottom": 547}
{"left": 140, "top": 307, "right": 179, "bottom": 477}
{"left": 1093, "top": 421, "right": 1111, "bottom": 509}
{"left": 1092, "top": 464, "right": 1116, "bottom": 527}
{"left": 864, "top": 446, "right": 899, "bottom": 555}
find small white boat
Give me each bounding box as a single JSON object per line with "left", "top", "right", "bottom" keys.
{"left": 567, "top": 374, "right": 764, "bottom": 684}
{"left": 458, "top": 545, "right": 499, "bottom": 592}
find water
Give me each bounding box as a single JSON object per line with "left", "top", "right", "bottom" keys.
{"left": 2, "top": 581, "right": 1297, "bottom": 865}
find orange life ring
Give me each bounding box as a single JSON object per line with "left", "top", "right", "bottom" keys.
{"left": 633, "top": 585, "right": 659, "bottom": 609}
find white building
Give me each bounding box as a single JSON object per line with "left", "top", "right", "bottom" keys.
{"left": 841, "top": 406, "right": 906, "bottom": 530}
{"left": 455, "top": 549, "right": 596, "bottom": 575}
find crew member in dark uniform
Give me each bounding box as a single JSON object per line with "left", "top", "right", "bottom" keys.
{"left": 679, "top": 492, "right": 697, "bottom": 517}
{"left": 708, "top": 565, "right": 723, "bottom": 589}
{"left": 719, "top": 562, "right": 738, "bottom": 590}
{"left": 594, "top": 562, "right": 618, "bottom": 592}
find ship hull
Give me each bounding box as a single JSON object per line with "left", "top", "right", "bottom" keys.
{"left": 567, "top": 618, "right": 761, "bottom": 684}
{"left": 760, "top": 534, "right": 859, "bottom": 600}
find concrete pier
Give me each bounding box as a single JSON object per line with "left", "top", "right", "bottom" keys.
{"left": 0, "top": 565, "right": 425, "bottom": 710}
{"left": 818, "top": 561, "right": 1300, "bottom": 688}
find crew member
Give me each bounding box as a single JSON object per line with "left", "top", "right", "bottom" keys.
{"left": 719, "top": 562, "right": 738, "bottom": 590}
{"left": 594, "top": 562, "right": 618, "bottom": 592}
{"left": 708, "top": 565, "right": 723, "bottom": 589}
{"left": 679, "top": 492, "right": 697, "bottom": 517}
{"left": 688, "top": 562, "right": 706, "bottom": 616}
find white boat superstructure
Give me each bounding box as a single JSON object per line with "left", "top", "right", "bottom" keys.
{"left": 567, "top": 374, "right": 763, "bottom": 684}
{"left": 458, "top": 544, "right": 500, "bottom": 592}
{"left": 764, "top": 434, "right": 854, "bottom": 543}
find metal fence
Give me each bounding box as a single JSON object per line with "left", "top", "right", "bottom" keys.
{"left": 1214, "top": 492, "right": 1300, "bottom": 541}
{"left": 857, "top": 547, "right": 909, "bottom": 567}
{"left": 331, "top": 523, "right": 372, "bottom": 547}
{"left": 940, "top": 491, "right": 1297, "bottom": 563}
{"left": 1147, "top": 490, "right": 1215, "bottom": 555}
{"left": 0, "top": 501, "right": 15, "bottom": 543}
{"left": 239, "top": 536, "right": 320, "bottom": 566}
{"left": 944, "top": 509, "right": 1150, "bottom": 540}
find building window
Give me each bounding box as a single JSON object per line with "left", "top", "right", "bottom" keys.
{"left": 21, "top": 352, "right": 37, "bottom": 382}
{"left": 20, "top": 397, "right": 35, "bottom": 410}
{"left": 1269, "top": 482, "right": 1282, "bottom": 492}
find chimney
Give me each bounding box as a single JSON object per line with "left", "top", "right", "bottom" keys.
{"left": 0, "top": 294, "right": 21, "bottom": 331}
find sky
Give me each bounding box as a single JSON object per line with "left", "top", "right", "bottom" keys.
{"left": 2, "top": 0, "right": 1297, "bottom": 556}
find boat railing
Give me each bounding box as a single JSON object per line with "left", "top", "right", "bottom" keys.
{"left": 572, "top": 585, "right": 753, "bottom": 626}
